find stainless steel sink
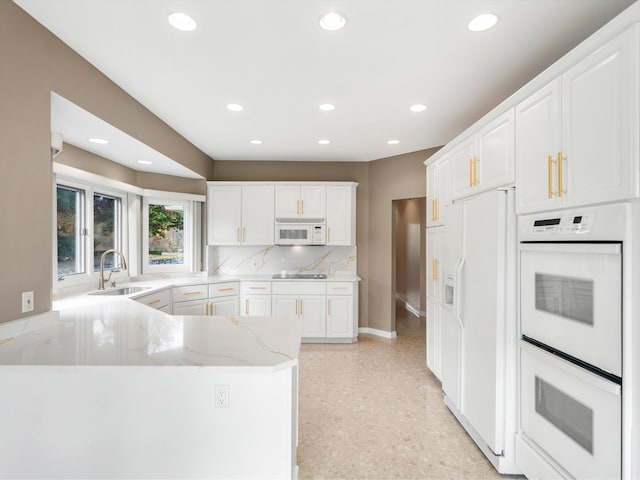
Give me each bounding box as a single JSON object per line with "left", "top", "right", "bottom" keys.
{"left": 89, "top": 286, "right": 151, "bottom": 296}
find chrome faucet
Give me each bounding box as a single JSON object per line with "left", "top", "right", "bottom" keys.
{"left": 98, "top": 249, "right": 128, "bottom": 290}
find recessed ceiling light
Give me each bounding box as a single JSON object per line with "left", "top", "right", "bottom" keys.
{"left": 410, "top": 104, "right": 427, "bottom": 112}
{"left": 318, "top": 139, "right": 331, "bottom": 145}
{"left": 250, "top": 139, "right": 263, "bottom": 145}
{"left": 226, "top": 103, "right": 244, "bottom": 112}
{"left": 319, "top": 103, "right": 336, "bottom": 111}
{"left": 387, "top": 139, "right": 400, "bottom": 145}
{"left": 319, "top": 12, "right": 346, "bottom": 31}
{"left": 168, "top": 12, "right": 197, "bottom": 32}
{"left": 89, "top": 138, "right": 109, "bottom": 145}
{"left": 137, "top": 160, "right": 153, "bottom": 165}
{"left": 467, "top": 13, "right": 498, "bottom": 32}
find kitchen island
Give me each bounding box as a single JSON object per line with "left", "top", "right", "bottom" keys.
{"left": 0, "top": 298, "right": 301, "bottom": 479}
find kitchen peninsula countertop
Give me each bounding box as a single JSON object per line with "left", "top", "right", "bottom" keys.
{"left": 0, "top": 298, "right": 301, "bottom": 371}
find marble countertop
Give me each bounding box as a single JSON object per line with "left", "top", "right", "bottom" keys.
{"left": 0, "top": 298, "right": 302, "bottom": 371}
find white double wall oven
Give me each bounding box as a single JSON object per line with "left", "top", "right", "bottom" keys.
{"left": 517, "top": 203, "right": 628, "bottom": 479}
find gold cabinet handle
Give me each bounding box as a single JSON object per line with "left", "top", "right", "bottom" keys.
{"left": 183, "top": 291, "right": 205, "bottom": 296}
{"left": 250, "top": 286, "right": 266, "bottom": 290}
{"left": 558, "top": 151, "right": 564, "bottom": 197}
{"left": 242, "top": 227, "right": 246, "bottom": 242}
{"left": 328, "top": 298, "right": 332, "bottom": 316}
{"left": 432, "top": 259, "right": 437, "bottom": 281}
{"left": 327, "top": 227, "right": 331, "bottom": 243}
{"left": 295, "top": 298, "right": 299, "bottom": 315}
{"left": 548, "top": 155, "right": 553, "bottom": 199}
{"left": 332, "top": 287, "right": 349, "bottom": 291}
{"left": 218, "top": 287, "right": 234, "bottom": 292}
{"left": 296, "top": 200, "right": 300, "bottom": 215}
{"left": 205, "top": 303, "right": 209, "bottom": 315}
{"left": 245, "top": 299, "right": 249, "bottom": 315}
{"left": 147, "top": 299, "right": 161, "bottom": 306}
{"left": 473, "top": 157, "right": 478, "bottom": 186}
{"left": 469, "top": 158, "right": 473, "bottom": 187}
{"left": 301, "top": 199, "right": 304, "bottom": 214}
{"left": 237, "top": 227, "right": 240, "bottom": 242}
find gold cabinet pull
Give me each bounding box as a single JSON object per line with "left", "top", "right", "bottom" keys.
{"left": 327, "top": 227, "right": 331, "bottom": 243}
{"left": 548, "top": 155, "right": 553, "bottom": 199}
{"left": 184, "top": 291, "right": 204, "bottom": 296}
{"left": 558, "top": 151, "right": 564, "bottom": 197}
{"left": 328, "top": 299, "right": 332, "bottom": 316}
{"left": 295, "top": 299, "right": 299, "bottom": 315}
{"left": 250, "top": 286, "right": 266, "bottom": 290}
{"left": 205, "top": 303, "right": 209, "bottom": 315}
{"left": 473, "top": 157, "right": 478, "bottom": 186}
{"left": 242, "top": 227, "right": 246, "bottom": 242}
{"left": 301, "top": 199, "right": 304, "bottom": 214}
{"left": 296, "top": 200, "right": 300, "bottom": 215}
{"left": 432, "top": 259, "right": 437, "bottom": 281}
{"left": 147, "top": 299, "right": 161, "bottom": 306}
{"left": 218, "top": 287, "right": 234, "bottom": 292}
{"left": 245, "top": 299, "right": 249, "bottom": 315}
{"left": 237, "top": 227, "right": 240, "bottom": 242}
{"left": 469, "top": 158, "right": 473, "bottom": 187}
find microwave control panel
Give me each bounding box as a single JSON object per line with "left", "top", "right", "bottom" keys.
{"left": 530, "top": 213, "right": 595, "bottom": 235}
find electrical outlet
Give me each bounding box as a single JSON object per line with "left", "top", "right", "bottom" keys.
{"left": 21, "top": 291, "right": 34, "bottom": 313}
{"left": 215, "top": 385, "right": 229, "bottom": 408}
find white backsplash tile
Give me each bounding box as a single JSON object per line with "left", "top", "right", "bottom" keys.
{"left": 208, "top": 245, "right": 357, "bottom": 276}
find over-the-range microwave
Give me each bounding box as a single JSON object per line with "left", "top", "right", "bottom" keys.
{"left": 275, "top": 219, "right": 326, "bottom": 245}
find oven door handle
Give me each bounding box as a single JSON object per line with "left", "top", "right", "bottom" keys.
{"left": 519, "top": 243, "right": 621, "bottom": 255}
{"left": 454, "top": 258, "right": 464, "bottom": 328}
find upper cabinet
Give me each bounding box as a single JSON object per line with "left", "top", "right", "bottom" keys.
{"left": 427, "top": 153, "right": 450, "bottom": 228}
{"left": 275, "top": 185, "right": 326, "bottom": 219}
{"left": 208, "top": 182, "right": 357, "bottom": 246}
{"left": 451, "top": 109, "right": 515, "bottom": 201}
{"left": 207, "top": 184, "right": 274, "bottom": 245}
{"left": 516, "top": 26, "right": 639, "bottom": 214}
{"left": 326, "top": 184, "right": 357, "bottom": 245}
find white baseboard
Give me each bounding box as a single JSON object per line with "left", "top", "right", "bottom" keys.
{"left": 358, "top": 327, "right": 397, "bottom": 339}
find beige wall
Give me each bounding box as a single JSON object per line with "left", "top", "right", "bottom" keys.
{"left": 394, "top": 197, "right": 426, "bottom": 314}
{"left": 0, "top": 2, "right": 213, "bottom": 324}
{"left": 214, "top": 148, "right": 437, "bottom": 333}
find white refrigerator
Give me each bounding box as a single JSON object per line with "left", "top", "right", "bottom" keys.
{"left": 442, "top": 187, "right": 519, "bottom": 474}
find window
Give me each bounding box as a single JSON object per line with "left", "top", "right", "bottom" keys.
{"left": 143, "top": 198, "right": 197, "bottom": 273}
{"left": 55, "top": 180, "right": 126, "bottom": 284}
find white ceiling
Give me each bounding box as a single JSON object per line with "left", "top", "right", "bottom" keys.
{"left": 17, "top": 0, "right": 636, "bottom": 167}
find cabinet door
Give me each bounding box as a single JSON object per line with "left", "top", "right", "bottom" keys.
{"left": 426, "top": 163, "right": 438, "bottom": 228}
{"left": 515, "top": 78, "right": 562, "bottom": 214}
{"left": 241, "top": 295, "right": 272, "bottom": 316}
{"left": 272, "top": 295, "right": 299, "bottom": 318}
{"left": 326, "top": 295, "right": 352, "bottom": 338}
{"left": 426, "top": 298, "right": 440, "bottom": 378}
{"left": 476, "top": 109, "right": 515, "bottom": 191}
{"left": 242, "top": 185, "right": 275, "bottom": 245}
{"left": 437, "top": 155, "right": 450, "bottom": 221}
{"left": 562, "top": 26, "right": 639, "bottom": 208}
{"left": 426, "top": 228, "right": 440, "bottom": 300}
{"left": 210, "top": 296, "right": 239, "bottom": 316}
{"left": 207, "top": 185, "right": 242, "bottom": 245}
{"left": 300, "top": 185, "right": 326, "bottom": 218}
{"left": 275, "top": 185, "right": 300, "bottom": 218}
{"left": 172, "top": 299, "right": 208, "bottom": 315}
{"left": 450, "top": 137, "right": 477, "bottom": 200}
{"left": 326, "top": 185, "right": 352, "bottom": 245}
{"left": 300, "top": 295, "right": 326, "bottom": 338}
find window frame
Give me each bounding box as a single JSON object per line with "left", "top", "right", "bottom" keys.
{"left": 54, "top": 176, "right": 129, "bottom": 290}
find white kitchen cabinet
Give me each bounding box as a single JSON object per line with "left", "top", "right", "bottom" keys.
{"left": 210, "top": 296, "right": 239, "bottom": 315}
{"left": 516, "top": 25, "right": 639, "bottom": 214}
{"left": 272, "top": 281, "right": 327, "bottom": 339}
{"left": 326, "top": 184, "right": 356, "bottom": 245}
{"left": 133, "top": 288, "right": 172, "bottom": 312}
{"left": 172, "top": 298, "right": 208, "bottom": 315}
{"left": 207, "top": 184, "right": 274, "bottom": 245}
{"left": 426, "top": 228, "right": 441, "bottom": 300}
{"left": 426, "top": 298, "right": 440, "bottom": 377}
{"left": 326, "top": 282, "right": 356, "bottom": 339}
{"left": 241, "top": 281, "right": 272, "bottom": 316}
{"left": 275, "top": 185, "right": 326, "bottom": 219}
{"left": 172, "top": 282, "right": 239, "bottom": 316}
{"left": 427, "top": 154, "right": 450, "bottom": 228}
{"left": 451, "top": 109, "right": 515, "bottom": 201}
{"left": 426, "top": 228, "right": 442, "bottom": 379}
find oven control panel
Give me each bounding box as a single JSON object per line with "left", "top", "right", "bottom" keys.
{"left": 530, "top": 213, "right": 595, "bottom": 235}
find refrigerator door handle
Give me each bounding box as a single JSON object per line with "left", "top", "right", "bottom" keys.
{"left": 454, "top": 258, "right": 465, "bottom": 327}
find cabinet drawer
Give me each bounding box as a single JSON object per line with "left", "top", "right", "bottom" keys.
{"left": 240, "top": 281, "right": 272, "bottom": 295}
{"left": 173, "top": 284, "right": 209, "bottom": 303}
{"left": 272, "top": 281, "right": 326, "bottom": 295}
{"left": 134, "top": 288, "right": 171, "bottom": 309}
{"left": 209, "top": 282, "right": 240, "bottom": 298}
{"left": 326, "top": 282, "right": 353, "bottom": 295}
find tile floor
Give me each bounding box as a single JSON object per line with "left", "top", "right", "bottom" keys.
{"left": 297, "top": 306, "right": 504, "bottom": 479}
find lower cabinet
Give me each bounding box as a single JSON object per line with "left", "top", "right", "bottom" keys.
{"left": 272, "top": 286, "right": 327, "bottom": 338}
{"left": 241, "top": 281, "right": 272, "bottom": 316}
{"left": 133, "top": 288, "right": 172, "bottom": 313}
{"left": 426, "top": 298, "right": 440, "bottom": 377}
{"left": 172, "top": 282, "right": 239, "bottom": 316}
{"left": 326, "top": 282, "right": 356, "bottom": 339}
